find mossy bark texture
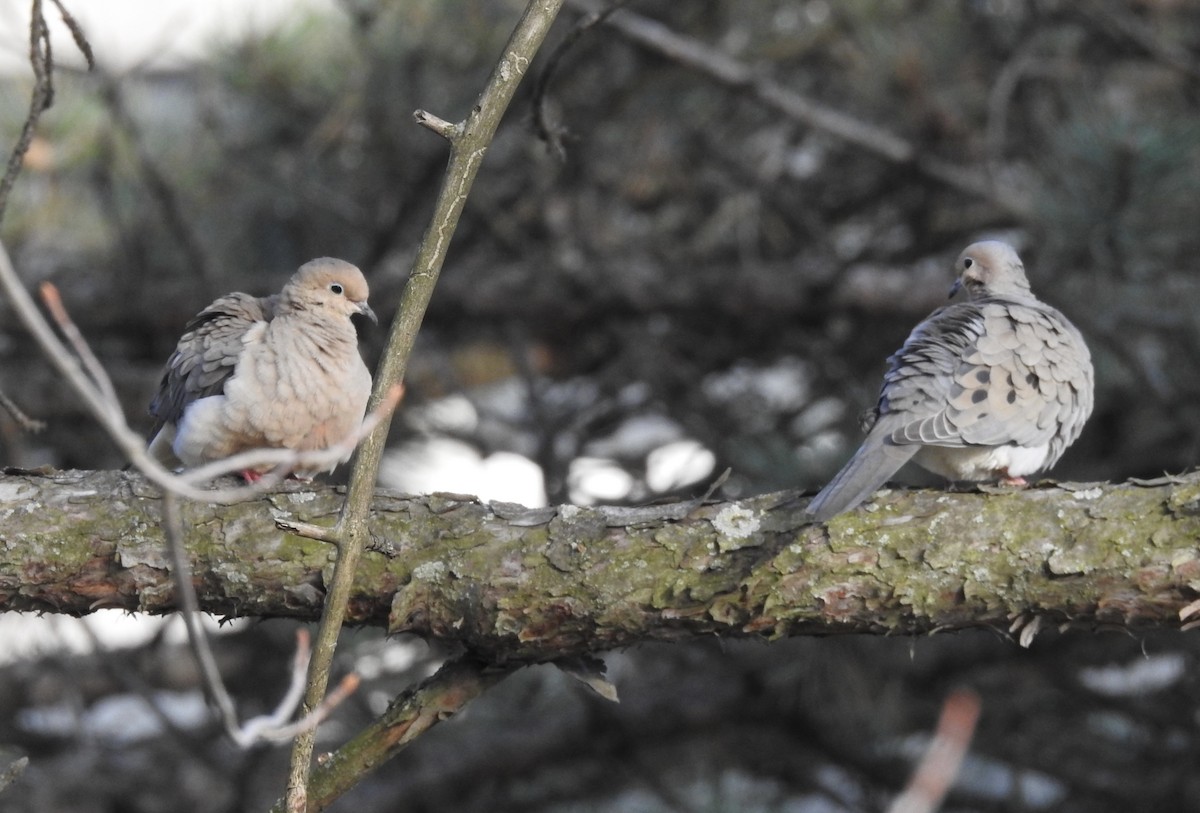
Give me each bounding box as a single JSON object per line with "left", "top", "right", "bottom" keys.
{"left": 2, "top": 470, "right": 1198, "bottom": 658}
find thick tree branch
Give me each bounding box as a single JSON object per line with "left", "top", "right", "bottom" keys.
{"left": 286, "top": 656, "right": 519, "bottom": 813}
{"left": 2, "top": 470, "right": 1197, "bottom": 656}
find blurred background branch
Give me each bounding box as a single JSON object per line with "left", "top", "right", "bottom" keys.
{"left": 3, "top": 1, "right": 1200, "bottom": 811}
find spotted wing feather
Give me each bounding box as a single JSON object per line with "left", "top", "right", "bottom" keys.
{"left": 147, "top": 293, "right": 276, "bottom": 436}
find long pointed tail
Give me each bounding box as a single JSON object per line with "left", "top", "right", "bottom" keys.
{"left": 806, "top": 436, "right": 916, "bottom": 522}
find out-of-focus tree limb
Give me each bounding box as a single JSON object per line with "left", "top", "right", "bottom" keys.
{"left": 0, "top": 388, "right": 45, "bottom": 433}
{"left": 565, "top": 0, "right": 1025, "bottom": 214}
{"left": 288, "top": 656, "right": 519, "bottom": 813}
{"left": 2, "top": 469, "right": 1197, "bottom": 656}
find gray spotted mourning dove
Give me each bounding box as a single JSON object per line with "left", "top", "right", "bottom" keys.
{"left": 806, "top": 241, "right": 1093, "bottom": 521}
{"left": 148, "top": 258, "right": 377, "bottom": 480}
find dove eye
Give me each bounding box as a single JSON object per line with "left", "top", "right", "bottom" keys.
{"left": 962, "top": 258, "right": 974, "bottom": 269}
{"left": 330, "top": 283, "right": 344, "bottom": 295}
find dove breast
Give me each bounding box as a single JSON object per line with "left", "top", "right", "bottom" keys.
{"left": 148, "top": 258, "right": 374, "bottom": 477}
{"left": 805, "top": 240, "right": 1094, "bottom": 521}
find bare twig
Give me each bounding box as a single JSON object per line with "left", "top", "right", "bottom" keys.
{"left": 0, "top": 0, "right": 471, "bottom": 795}
{"left": 0, "top": 387, "right": 46, "bottom": 433}
{"left": 0, "top": 0, "right": 53, "bottom": 226}
{"left": 273, "top": 518, "right": 342, "bottom": 546}
{"left": 0, "top": 0, "right": 93, "bottom": 223}
{"left": 165, "top": 491, "right": 361, "bottom": 748}
{"left": 48, "top": 0, "right": 95, "bottom": 70}
{"left": 281, "top": 1, "right": 567, "bottom": 808}
{"left": 1180, "top": 597, "right": 1200, "bottom": 632}
{"left": 39, "top": 282, "right": 122, "bottom": 410}
{"left": 413, "top": 110, "right": 459, "bottom": 140}
{"left": 161, "top": 490, "right": 242, "bottom": 733}
{"left": 887, "top": 690, "right": 982, "bottom": 813}
{"left": 532, "top": 0, "right": 631, "bottom": 159}
{"left": 242, "top": 668, "right": 361, "bottom": 746}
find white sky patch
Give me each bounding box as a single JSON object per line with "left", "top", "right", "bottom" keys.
{"left": 404, "top": 393, "right": 479, "bottom": 435}
{"left": 646, "top": 439, "right": 716, "bottom": 492}
{"left": 790, "top": 395, "right": 847, "bottom": 437}
{"left": 0, "top": 0, "right": 339, "bottom": 74}
{"left": 703, "top": 356, "right": 812, "bottom": 411}
{"left": 18, "top": 689, "right": 210, "bottom": 743}
{"left": 380, "top": 438, "right": 547, "bottom": 507}
{"left": 0, "top": 610, "right": 246, "bottom": 666}
{"left": 586, "top": 413, "right": 684, "bottom": 459}
{"left": 1077, "top": 653, "right": 1187, "bottom": 697}
{"left": 568, "top": 457, "right": 634, "bottom": 505}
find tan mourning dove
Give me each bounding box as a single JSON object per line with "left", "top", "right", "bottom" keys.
{"left": 806, "top": 241, "right": 1093, "bottom": 521}
{"left": 148, "top": 258, "right": 377, "bottom": 479}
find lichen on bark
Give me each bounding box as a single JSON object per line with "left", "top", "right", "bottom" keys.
{"left": 1, "top": 469, "right": 1198, "bottom": 662}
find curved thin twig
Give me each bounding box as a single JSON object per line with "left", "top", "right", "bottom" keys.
{"left": 0, "top": 0, "right": 54, "bottom": 225}
{"left": 887, "top": 690, "right": 982, "bottom": 813}
{"left": 531, "top": 0, "right": 632, "bottom": 159}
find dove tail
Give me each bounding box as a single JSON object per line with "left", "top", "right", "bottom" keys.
{"left": 806, "top": 437, "right": 917, "bottom": 522}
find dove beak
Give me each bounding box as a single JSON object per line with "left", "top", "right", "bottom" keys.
{"left": 947, "top": 279, "right": 963, "bottom": 299}
{"left": 358, "top": 302, "right": 379, "bottom": 325}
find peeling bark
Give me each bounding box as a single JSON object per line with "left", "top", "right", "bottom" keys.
{"left": 1, "top": 469, "right": 1198, "bottom": 660}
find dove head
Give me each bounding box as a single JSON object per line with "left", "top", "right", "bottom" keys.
{"left": 949, "top": 241, "right": 1033, "bottom": 301}
{"left": 280, "top": 258, "right": 377, "bottom": 325}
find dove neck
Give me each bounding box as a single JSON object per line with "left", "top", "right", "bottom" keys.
{"left": 272, "top": 309, "right": 359, "bottom": 349}
{"left": 976, "top": 287, "right": 1038, "bottom": 307}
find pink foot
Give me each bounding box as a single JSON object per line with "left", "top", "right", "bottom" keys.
{"left": 239, "top": 469, "right": 264, "bottom": 483}
{"left": 998, "top": 474, "right": 1027, "bottom": 487}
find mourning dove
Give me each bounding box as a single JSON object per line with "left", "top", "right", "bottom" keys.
{"left": 806, "top": 241, "right": 1093, "bottom": 521}
{"left": 148, "top": 257, "right": 377, "bottom": 479}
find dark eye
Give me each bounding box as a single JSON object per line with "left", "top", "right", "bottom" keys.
{"left": 330, "top": 283, "right": 344, "bottom": 295}
{"left": 962, "top": 257, "right": 974, "bottom": 269}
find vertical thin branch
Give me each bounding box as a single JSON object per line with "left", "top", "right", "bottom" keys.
{"left": 0, "top": 0, "right": 92, "bottom": 447}
{"left": 0, "top": 0, "right": 54, "bottom": 225}
{"left": 161, "top": 491, "right": 242, "bottom": 732}
{"left": 280, "top": 1, "right": 566, "bottom": 809}
{"left": 531, "top": 0, "right": 632, "bottom": 158}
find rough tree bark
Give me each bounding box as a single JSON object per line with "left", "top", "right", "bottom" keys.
{"left": 2, "top": 469, "right": 1197, "bottom": 660}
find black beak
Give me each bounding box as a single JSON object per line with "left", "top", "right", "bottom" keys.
{"left": 948, "top": 279, "right": 963, "bottom": 299}
{"left": 357, "top": 302, "right": 379, "bottom": 325}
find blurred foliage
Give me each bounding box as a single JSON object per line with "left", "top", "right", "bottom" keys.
{"left": 2, "top": 2, "right": 1200, "bottom": 810}
{"left": 2, "top": 0, "right": 1199, "bottom": 489}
